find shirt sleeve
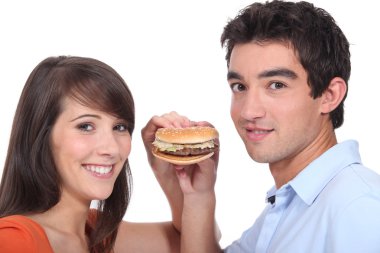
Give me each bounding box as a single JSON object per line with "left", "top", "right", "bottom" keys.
{"left": 327, "top": 194, "right": 380, "bottom": 252}
{"left": 0, "top": 220, "right": 37, "bottom": 253}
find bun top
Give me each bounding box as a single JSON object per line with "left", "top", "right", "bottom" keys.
{"left": 155, "top": 126, "right": 218, "bottom": 144}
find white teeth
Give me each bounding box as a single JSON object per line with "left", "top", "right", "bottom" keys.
{"left": 253, "top": 130, "right": 268, "bottom": 134}
{"left": 83, "top": 165, "right": 113, "bottom": 174}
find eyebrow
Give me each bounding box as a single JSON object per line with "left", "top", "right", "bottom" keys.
{"left": 227, "top": 68, "right": 298, "bottom": 81}
{"left": 258, "top": 68, "right": 298, "bottom": 79}
{"left": 227, "top": 71, "right": 243, "bottom": 80}
{"left": 70, "top": 114, "right": 101, "bottom": 122}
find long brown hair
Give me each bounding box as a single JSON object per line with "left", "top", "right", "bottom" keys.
{"left": 0, "top": 56, "right": 135, "bottom": 253}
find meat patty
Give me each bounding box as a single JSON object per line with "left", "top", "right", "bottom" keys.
{"left": 161, "top": 146, "right": 216, "bottom": 156}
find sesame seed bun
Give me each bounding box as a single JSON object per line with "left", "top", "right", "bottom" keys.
{"left": 155, "top": 126, "right": 218, "bottom": 144}
{"left": 152, "top": 147, "right": 215, "bottom": 165}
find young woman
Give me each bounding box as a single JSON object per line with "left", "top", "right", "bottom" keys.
{"left": 0, "top": 56, "right": 219, "bottom": 253}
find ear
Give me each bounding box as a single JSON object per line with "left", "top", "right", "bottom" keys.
{"left": 320, "top": 77, "right": 347, "bottom": 114}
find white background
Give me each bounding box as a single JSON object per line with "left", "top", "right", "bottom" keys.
{"left": 0, "top": 0, "right": 379, "bottom": 248}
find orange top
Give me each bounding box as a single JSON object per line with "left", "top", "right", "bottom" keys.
{"left": 0, "top": 215, "right": 54, "bottom": 253}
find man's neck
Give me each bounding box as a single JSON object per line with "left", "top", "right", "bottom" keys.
{"left": 269, "top": 132, "right": 337, "bottom": 189}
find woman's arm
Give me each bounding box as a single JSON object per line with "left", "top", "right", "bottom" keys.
{"left": 114, "top": 112, "right": 189, "bottom": 252}
{"left": 141, "top": 111, "right": 193, "bottom": 232}
{"left": 176, "top": 154, "right": 223, "bottom": 253}
{"left": 114, "top": 112, "right": 222, "bottom": 252}
{"left": 114, "top": 221, "right": 180, "bottom": 253}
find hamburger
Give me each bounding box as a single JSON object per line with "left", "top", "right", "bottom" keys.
{"left": 152, "top": 126, "right": 219, "bottom": 165}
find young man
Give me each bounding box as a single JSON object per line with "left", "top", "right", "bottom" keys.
{"left": 181, "top": 1, "right": 380, "bottom": 252}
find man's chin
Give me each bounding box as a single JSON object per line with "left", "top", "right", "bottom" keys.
{"left": 246, "top": 147, "right": 272, "bottom": 163}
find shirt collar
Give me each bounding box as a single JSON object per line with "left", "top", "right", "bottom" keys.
{"left": 287, "top": 140, "right": 362, "bottom": 206}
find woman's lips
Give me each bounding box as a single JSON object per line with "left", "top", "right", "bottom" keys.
{"left": 82, "top": 164, "right": 115, "bottom": 178}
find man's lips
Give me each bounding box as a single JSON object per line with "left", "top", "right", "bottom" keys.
{"left": 244, "top": 127, "right": 274, "bottom": 141}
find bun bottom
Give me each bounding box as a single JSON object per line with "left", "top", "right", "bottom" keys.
{"left": 152, "top": 148, "right": 214, "bottom": 165}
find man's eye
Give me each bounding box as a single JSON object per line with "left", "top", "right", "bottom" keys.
{"left": 78, "top": 123, "right": 94, "bottom": 132}
{"left": 269, "top": 82, "right": 285, "bottom": 90}
{"left": 230, "top": 83, "right": 246, "bottom": 92}
{"left": 114, "top": 124, "right": 128, "bottom": 132}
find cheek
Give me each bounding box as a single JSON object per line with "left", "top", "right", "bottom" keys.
{"left": 54, "top": 139, "right": 89, "bottom": 166}
{"left": 279, "top": 99, "right": 319, "bottom": 130}
{"left": 67, "top": 138, "right": 93, "bottom": 156}
{"left": 51, "top": 140, "right": 83, "bottom": 181}
{"left": 119, "top": 136, "right": 132, "bottom": 160}
{"left": 230, "top": 99, "right": 241, "bottom": 123}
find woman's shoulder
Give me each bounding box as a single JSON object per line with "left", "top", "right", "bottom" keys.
{"left": 0, "top": 215, "right": 54, "bottom": 253}
{"left": 0, "top": 214, "right": 44, "bottom": 232}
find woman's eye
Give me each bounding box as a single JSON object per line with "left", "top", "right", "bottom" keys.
{"left": 114, "top": 124, "right": 128, "bottom": 132}
{"left": 77, "top": 123, "right": 94, "bottom": 132}
{"left": 269, "top": 82, "right": 285, "bottom": 90}
{"left": 230, "top": 83, "right": 246, "bottom": 92}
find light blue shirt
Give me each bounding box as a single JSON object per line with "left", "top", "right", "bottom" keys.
{"left": 225, "top": 140, "right": 380, "bottom": 253}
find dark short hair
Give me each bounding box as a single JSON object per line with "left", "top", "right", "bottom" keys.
{"left": 221, "top": 0, "right": 350, "bottom": 128}
{"left": 0, "top": 56, "right": 134, "bottom": 252}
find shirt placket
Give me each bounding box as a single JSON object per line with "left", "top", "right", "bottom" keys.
{"left": 255, "top": 186, "right": 292, "bottom": 253}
